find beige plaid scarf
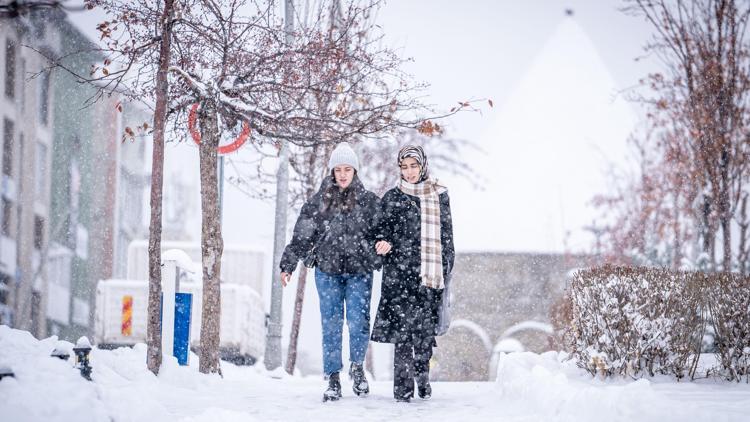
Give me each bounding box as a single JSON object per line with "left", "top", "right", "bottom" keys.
{"left": 399, "top": 178, "right": 447, "bottom": 289}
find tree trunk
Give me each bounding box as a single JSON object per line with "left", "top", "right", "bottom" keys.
{"left": 198, "top": 99, "right": 224, "bottom": 375}
{"left": 701, "top": 194, "right": 717, "bottom": 270}
{"left": 672, "top": 193, "right": 681, "bottom": 268}
{"left": 285, "top": 264, "right": 307, "bottom": 374}
{"left": 737, "top": 194, "right": 749, "bottom": 274}
{"left": 146, "top": 0, "right": 175, "bottom": 375}
{"left": 720, "top": 147, "right": 732, "bottom": 272}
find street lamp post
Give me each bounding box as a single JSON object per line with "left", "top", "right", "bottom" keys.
{"left": 264, "top": 0, "right": 294, "bottom": 372}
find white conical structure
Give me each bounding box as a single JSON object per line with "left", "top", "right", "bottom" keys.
{"left": 454, "top": 17, "right": 637, "bottom": 253}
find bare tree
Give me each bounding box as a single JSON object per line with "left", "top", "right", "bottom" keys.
{"left": 592, "top": 125, "right": 697, "bottom": 268}
{"left": 600, "top": 0, "right": 750, "bottom": 271}
{"left": 68, "top": 0, "right": 183, "bottom": 375}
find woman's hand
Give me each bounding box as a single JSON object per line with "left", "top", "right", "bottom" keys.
{"left": 280, "top": 272, "right": 292, "bottom": 287}
{"left": 375, "top": 240, "right": 392, "bottom": 255}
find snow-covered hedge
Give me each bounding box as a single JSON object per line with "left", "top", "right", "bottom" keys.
{"left": 568, "top": 266, "right": 750, "bottom": 381}
{"left": 569, "top": 266, "right": 703, "bottom": 379}
{"left": 704, "top": 272, "right": 750, "bottom": 382}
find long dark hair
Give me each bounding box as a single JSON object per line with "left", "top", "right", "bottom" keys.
{"left": 322, "top": 169, "right": 358, "bottom": 213}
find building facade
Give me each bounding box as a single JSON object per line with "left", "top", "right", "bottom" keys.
{"left": 1, "top": 10, "right": 152, "bottom": 341}
{"left": 46, "top": 12, "right": 152, "bottom": 340}
{"left": 431, "top": 252, "right": 591, "bottom": 381}
{"left": 0, "top": 12, "right": 57, "bottom": 338}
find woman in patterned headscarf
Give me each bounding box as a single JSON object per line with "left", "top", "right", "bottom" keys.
{"left": 371, "top": 145, "right": 455, "bottom": 402}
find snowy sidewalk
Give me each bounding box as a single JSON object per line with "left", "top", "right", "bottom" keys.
{"left": 1, "top": 325, "right": 749, "bottom": 422}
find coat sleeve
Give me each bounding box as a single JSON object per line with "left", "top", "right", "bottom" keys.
{"left": 279, "top": 198, "right": 319, "bottom": 274}
{"left": 440, "top": 192, "right": 455, "bottom": 275}
{"left": 374, "top": 189, "right": 397, "bottom": 243}
{"left": 365, "top": 193, "right": 382, "bottom": 242}
{"left": 365, "top": 192, "right": 384, "bottom": 270}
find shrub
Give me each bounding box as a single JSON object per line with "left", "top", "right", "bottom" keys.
{"left": 568, "top": 266, "right": 704, "bottom": 379}
{"left": 569, "top": 265, "right": 750, "bottom": 381}
{"left": 704, "top": 272, "right": 750, "bottom": 382}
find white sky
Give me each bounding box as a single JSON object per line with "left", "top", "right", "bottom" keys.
{"left": 374, "top": 0, "right": 656, "bottom": 253}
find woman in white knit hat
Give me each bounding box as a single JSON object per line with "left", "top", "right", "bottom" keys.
{"left": 371, "top": 145, "right": 455, "bottom": 402}
{"left": 280, "top": 142, "right": 381, "bottom": 402}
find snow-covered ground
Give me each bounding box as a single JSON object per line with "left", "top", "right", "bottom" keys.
{"left": 1, "top": 325, "right": 748, "bottom": 422}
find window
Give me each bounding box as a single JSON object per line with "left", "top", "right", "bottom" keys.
{"left": 38, "top": 71, "right": 50, "bottom": 125}
{"left": 2, "top": 118, "right": 12, "bottom": 177}
{"left": 5, "top": 39, "right": 16, "bottom": 98}
{"left": 34, "top": 215, "right": 44, "bottom": 250}
{"left": 1, "top": 198, "right": 12, "bottom": 237}
{"left": 35, "top": 142, "right": 47, "bottom": 201}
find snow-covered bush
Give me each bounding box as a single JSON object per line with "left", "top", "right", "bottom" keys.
{"left": 569, "top": 266, "right": 750, "bottom": 381}
{"left": 704, "top": 272, "right": 750, "bottom": 382}
{"left": 568, "top": 266, "right": 704, "bottom": 379}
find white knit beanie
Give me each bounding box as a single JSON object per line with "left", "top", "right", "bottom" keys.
{"left": 327, "top": 142, "right": 359, "bottom": 171}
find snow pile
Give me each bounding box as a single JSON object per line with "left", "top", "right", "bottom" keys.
{"left": 0, "top": 324, "right": 273, "bottom": 421}
{"left": 0, "top": 326, "right": 110, "bottom": 421}
{"left": 494, "top": 351, "right": 718, "bottom": 421}
{"left": 2, "top": 324, "right": 749, "bottom": 421}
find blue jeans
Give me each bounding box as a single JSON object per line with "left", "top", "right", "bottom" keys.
{"left": 315, "top": 269, "right": 373, "bottom": 376}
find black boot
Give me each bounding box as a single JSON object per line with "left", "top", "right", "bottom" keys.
{"left": 417, "top": 380, "right": 432, "bottom": 400}
{"left": 395, "top": 395, "right": 411, "bottom": 403}
{"left": 349, "top": 362, "right": 370, "bottom": 396}
{"left": 323, "top": 372, "right": 342, "bottom": 402}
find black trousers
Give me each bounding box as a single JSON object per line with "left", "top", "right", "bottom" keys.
{"left": 393, "top": 339, "right": 433, "bottom": 399}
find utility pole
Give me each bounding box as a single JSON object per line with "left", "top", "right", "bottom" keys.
{"left": 264, "top": 0, "right": 293, "bottom": 372}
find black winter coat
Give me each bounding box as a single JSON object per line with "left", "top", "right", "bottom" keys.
{"left": 370, "top": 187, "right": 454, "bottom": 345}
{"left": 279, "top": 176, "right": 381, "bottom": 275}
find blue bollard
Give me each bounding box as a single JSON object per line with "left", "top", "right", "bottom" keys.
{"left": 160, "top": 292, "right": 193, "bottom": 366}
{"left": 173, "top": 293, "right": 192, "bottom": 366}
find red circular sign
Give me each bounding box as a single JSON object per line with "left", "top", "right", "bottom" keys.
{"left": 188, "top": 103, "right": 250, "bottom": 154}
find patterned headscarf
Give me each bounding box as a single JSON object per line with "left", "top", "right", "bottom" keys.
{"left": 397, "top": 145, "right": 429, "bottom": 183}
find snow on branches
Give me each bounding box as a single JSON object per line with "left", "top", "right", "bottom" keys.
{"left": 568, "top": 266, "right": 750, "bottom": 382}
{"left": 569, "top": 266, "right": 703, "bottom": 379}
{"left": 162, "top": 0, "right": 452, "bottom": 148}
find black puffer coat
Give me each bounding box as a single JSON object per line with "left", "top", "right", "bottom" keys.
{"left": 370, "top": 187, "right": 454, "bottom": 345}
{"left": 280, "top": 176, "right": 381, "bottom": 275}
